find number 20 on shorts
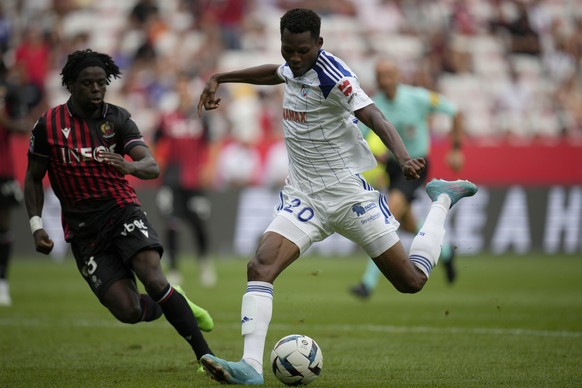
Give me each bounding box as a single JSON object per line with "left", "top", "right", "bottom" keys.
{"left": 283, "top": 198, "right": 314, "bottom": 222}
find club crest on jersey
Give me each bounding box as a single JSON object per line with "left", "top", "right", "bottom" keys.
{"left": 300, "top": 83, "right": 310, "bottom": 97}
{"left": 100, "top": 121, "right": 115, "bottom": 139}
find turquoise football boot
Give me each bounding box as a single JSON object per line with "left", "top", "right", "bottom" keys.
{"left": 200, "top": 355, "right": 264, "bottom": 385}
{"left": 426, "top": 179, "right": 478, "bottom": 208}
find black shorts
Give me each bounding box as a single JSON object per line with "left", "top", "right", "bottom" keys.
{"left": 0, "top": 177, "right": 23, "bottom": 208}
{"left": 69, "top": 205, "right": 163, "bottom": 301}
{"left": 386, "top": 158, "right": 430, "bottom": 203}
{"left": 156, "top": 185, "right": 211, "bottom": 221}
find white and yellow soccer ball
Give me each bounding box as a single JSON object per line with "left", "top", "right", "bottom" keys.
{"left": 270, "top": 334, "right": 323, "bottom": 386}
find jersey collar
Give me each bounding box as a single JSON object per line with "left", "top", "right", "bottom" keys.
{"left": 65, "top": 98, "right": 109, "bottom": 118}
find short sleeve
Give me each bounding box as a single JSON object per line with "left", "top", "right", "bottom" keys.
{"left": 28, "top": 115, "right": 50, "bottom": 159}
{"left": 425, "top": 89, "right": 458, "bottom": 116}
{"left": 118, "top": 111, "right": 147, "bottom": 155}
{"left": 335, "top": 76, "right": 374, "bottom": 113}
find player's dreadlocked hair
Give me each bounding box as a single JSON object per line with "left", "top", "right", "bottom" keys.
{"left": 280, "top": 8, "right": 321, "bottom": 41}
{"left": 60, "top": 49, "right": 121, "bottom": 90}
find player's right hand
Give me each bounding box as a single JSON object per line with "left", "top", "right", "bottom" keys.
{"left": 402, "top": 157, "right": 426, "bottom": 180}
{"left": 197, "top": 77, "right": 222, "bottom": 116}
{"left": 33, "top": 229, "right": 54, "bottom": 255}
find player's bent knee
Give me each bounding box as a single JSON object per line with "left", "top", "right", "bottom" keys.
{"left": 396, "top": 281, "right": 423, "bottom": 294}
{"left": 110, "top": 305, "right": 143, "bottom": 324}
{"left": 393, "top": 273, "right": 427, "bottom": 294}
{"left": 103, "top": 298, "right": 143, "bottom": 324}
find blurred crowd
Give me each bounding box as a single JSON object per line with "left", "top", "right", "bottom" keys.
{"left": 1, "top": 0, "right": 582, "bottom": 191}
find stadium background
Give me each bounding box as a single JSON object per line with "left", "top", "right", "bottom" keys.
{"left": 3, "top": 0, "right": 581, "bottom": 256}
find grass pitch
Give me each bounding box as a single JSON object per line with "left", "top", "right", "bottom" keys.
{"left": 1, "top": 253, "right": 581, "bottom": 387}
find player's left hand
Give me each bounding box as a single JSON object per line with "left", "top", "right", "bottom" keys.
{"left": 446, "top": 149, "right": 464, "bottom": 172}
{"left": 402, "top": 157, "right": 426, "bottom": 180}
{"left": 100, "top": 151, "right": 133, "bottom": 175}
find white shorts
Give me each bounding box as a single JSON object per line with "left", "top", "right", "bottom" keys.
{"left": 265, "top": 174, "right": 400, "bottom": 258}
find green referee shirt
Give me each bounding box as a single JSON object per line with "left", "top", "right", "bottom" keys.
{"left": 360, "top": 84, "right": 458, "bottom": 159}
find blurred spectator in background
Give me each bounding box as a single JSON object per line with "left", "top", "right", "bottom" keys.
{"left": 14, "top": 24, "right": 51, "bottom": 116}
{"left": 14, "top": 25, "right": 52, "bottom": 116}
{"left": 0, "top": 5, "right": 12, "bottom": 55}
{"left": 542, "top": 27, "right": 577, "bottom": 87}
{"left": 215, "top": 131, "right": 263, "bottom": 189}
{"left": 555, "top": 75, "right": 582, "bottom": 139}
{"left": 129, "top": 0, "right": 159, "bottom": 30}
{"left": 0, "top": 60, "right": 31, "bottom": 305}
{"left": 493, "top": 63, "right": 535, "bottom": 138}
{"left": 449, "top": 0, "right": 479, "bottom": 36}
{"left": 215, "top": 84, "right": 264, "bottom": 189}
{"left": 194, "top": 0, "right": 246, "bottom": 50}
{"left": 491, "top": 0, "right": 541, "bottom": 56}
{"left": 353, "top": 0, "right": 405, "bottom": 35}
{"left": 154, "top": 73, "right": 217, "bottom": 287}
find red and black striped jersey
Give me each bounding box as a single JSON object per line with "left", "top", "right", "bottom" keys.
{"left": 28, "top": 99, "right": 147, "bottom": 228}
{"left": 0, "top": 81, "right": 26, "bottom": 178}
{"left": 0, "top": 123, "right": 13, "bottom": 178}
{"left": 154, "top": 110, "right": 209, "bottom": 189}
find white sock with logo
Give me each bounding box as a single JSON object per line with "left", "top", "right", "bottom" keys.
{"left": 241, "top": 281, "right": 273, "bottom": 374}
{"left": 409, "top": 195, "right": 450, "bottom": 276}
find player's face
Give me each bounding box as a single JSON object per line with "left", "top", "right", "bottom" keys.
{"left": 281, "top": 29, "right": 322, "bottom": 77}
{"left": 70, "top": 66, "right": 108, "bottom": 115}
{"left": 375, "top": 61, "right": 399, "bottom": 98}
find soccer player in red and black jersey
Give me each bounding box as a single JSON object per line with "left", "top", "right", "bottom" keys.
{"left": 0, "top": 62, "right": 31, "bottom": 306}
{"left": 154, "top": 73, "right": 216, "bottom": 288}
{"left": 23, "top": 49, "right": 215, "bottom": 366}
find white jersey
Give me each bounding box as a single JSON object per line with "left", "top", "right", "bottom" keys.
{"left": 276, "top": 49, "right": 376, "bottom": 194}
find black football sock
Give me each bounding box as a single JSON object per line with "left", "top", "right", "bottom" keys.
{"left": 156, "top": 284, "right": 213, "bottom": 359}
{"left": 166, "top": 228, "right": 178, "bottom": 270}
{"left": 140, "top": 294, "right": 163, "bottom": 322}
{"left": 0, "top": 231, "right": 12, "bottom": 279}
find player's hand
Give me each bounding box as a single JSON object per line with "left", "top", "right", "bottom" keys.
{"left": 446, "top": 149, "right": 464, "bottom": 172}
{"left": 197, "top": 77, "right": 222, "bottom": 116}
{"left": 100, "top": 152, "right": 133, "bottom": 175}
{"left": 401, "top": 157, "right": 426, "bottom": 180}
{"left": 33, "top": 229, "right": 54, "bottom": 255}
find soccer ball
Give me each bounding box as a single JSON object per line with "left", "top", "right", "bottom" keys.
{"left": 270, "top": 334, "right": 323, "bottom": 386}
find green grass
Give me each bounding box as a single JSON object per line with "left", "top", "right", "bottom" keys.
{"left": 1, "top": 254, "right": 582, "bottom": 387}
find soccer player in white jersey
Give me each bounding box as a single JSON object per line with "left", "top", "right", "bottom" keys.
{"left": 197, "top": 8, "right": 478, "bottom": 385}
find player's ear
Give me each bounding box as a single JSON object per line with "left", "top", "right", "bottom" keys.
{"left": 317, "top": 37, "right": 323, "bottom": 49}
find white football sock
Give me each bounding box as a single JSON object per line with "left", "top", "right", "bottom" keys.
{"left": 409, "top": 195, "right": 450, "bottom": 277}
{"left": 241, "top": 281, "right": 273, "bottom": 374}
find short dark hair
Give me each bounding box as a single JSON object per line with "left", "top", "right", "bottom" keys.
{"left": 61, "top": 49, "right": 121, "bottom": 89}
{"left": 280, "top": 8, "right": 321, "bottom": 40}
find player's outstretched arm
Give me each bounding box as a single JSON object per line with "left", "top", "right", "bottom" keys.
{"left": 446, "top": 111, "right": 465, "bottom": 172}
{"left": 355, "top": 104, "right": 425, "bottom": 180}
{"left": 24, "top": 156, "right": 54, "bottom": 255}
{"left": 198, "top": 65, "right": 283, "bottom": 116}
